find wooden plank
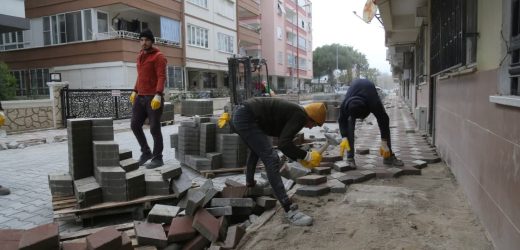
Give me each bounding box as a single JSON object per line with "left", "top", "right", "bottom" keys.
{"left": 52, "top": 196, "right": 75, "bottom": 202}
{"left": 53, "top": 198, "right": 77, "bottom": 206}
{"left": 60, "top": 222, "right": 135, "bottom": 241}
{"left": 54, "top": 194, "right": 178, "bottom": 215}
{"left": 53, "top": 203, "right": 76, "bottom": 210}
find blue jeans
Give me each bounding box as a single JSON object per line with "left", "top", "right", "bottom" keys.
{"left": 231, "top": 105, "right": 291, "bottom": 210}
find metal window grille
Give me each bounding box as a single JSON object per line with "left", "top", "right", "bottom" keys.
{"left": 510, "top": 0, "right": 520, "bottom": 95}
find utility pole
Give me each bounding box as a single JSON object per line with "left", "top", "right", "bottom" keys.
{"left": 296, "top": 0, "right": 311, "bottom": 101}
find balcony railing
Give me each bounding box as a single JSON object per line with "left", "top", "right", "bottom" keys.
{"left": 95, "top": 30, "right": 181, "bottom": 47}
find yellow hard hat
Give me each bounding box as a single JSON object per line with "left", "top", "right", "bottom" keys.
{"left": 304, "top": 102, "right": 327, "bottom": 126}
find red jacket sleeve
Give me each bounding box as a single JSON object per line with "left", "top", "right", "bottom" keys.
{"left": 155, "top": 52, "right": 167, "bottom": 94}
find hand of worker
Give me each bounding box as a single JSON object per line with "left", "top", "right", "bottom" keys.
{"left": 130, "top": 91, "right": 137, "bottom": 105}
{"left": 380, "top": 140, "right": 392, "bottom": 158}
{"left": 339, "top": 137, "right": 351, "bottom": 157}
{"left": 150, "top": 94, "right": 162, "bottom": 110}
{"left": 0, "top": 111, "right": 5, "bottom": 126}
{"left": 217, "top": 112, "right": 230, "bottom": 128}
{"left": 299, "top": 150, "right": 322, "bottom": 169}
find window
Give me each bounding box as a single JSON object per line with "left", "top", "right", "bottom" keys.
{"left": 217, "top": 0, "right": 235, "bottom": 20}
{"left": 167, "top": 66, "right": 183, "bottom": 89}
{"left": 277, "top": 0, "right": 286, "bottom": 15}
{"left": 0, "top": 31, "right": 24, "bottom": 51}
{"left": 278, "top": 51, "right": 284, "bottom": 65}
{"left": 286, "top": 32, "right": 296, "bottom": 46}
{"left": 43, "top": 9, "right": 94, "bottom": 45}
{"left": 298, "top": 36, "right": 306, "bottom": 50}
{"left": 203, "top": 72, "right": 217, "bottom": 88}
{"left": 11, "top": 69, "right": 50, "bottom": 97}
{"left": 510, "top": 0, "right": 520, "bottom": 95}
{"left": 187, "top": 24, "right": 209, "bottom": 48}
{"left": 217, "top": 33, "right": 233, "bottom": 53}
{"left": 161, "top": 17, "right": 181, "bottom": 44}
{"left": 188, "top": 0, "right": 208, "bottom": 8}
{"left": 430, "top": 0, "right": 477, "bottom": 75}
{"left": 277, "top": 27, "right": 283, "bottom": 40}
{"left": 298, "top": 58, "right": 306, "bottom": 70}
{"left": 97, "top": 11, "right": 108, "bottom": 33}
{"left": 288, "top": 54, "right": 296, "bottom": 67}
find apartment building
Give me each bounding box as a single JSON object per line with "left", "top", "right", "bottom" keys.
{"left": 260, "top": 0, "right": 312, "bottom": 93}
{"left": 0, "top": 0, "right": 29, "bottom": 33}
{"left": 0, "top": 0, "right": 184, "bottom": 98}
{"left": 183, "top": 0, "right": 238, "bottom": 91}
{"left": 379, "top": 0, "right": 520, "bottom": 248}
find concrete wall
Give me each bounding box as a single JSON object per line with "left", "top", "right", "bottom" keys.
{"left": 55, "top": 62, "right": 137, "bottom": 89}
{"left": 1, "top": 0, "right": 25, "bottom": 18}
{"left": 2, "top": 100, "right": 53, "bottom": 132}
{"left": 436, "top": 69, "right": 520, "bottom": 250}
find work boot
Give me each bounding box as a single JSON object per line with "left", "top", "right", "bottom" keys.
{"left": 0, "top": 185, "right": 10, "bottom": 196}
{"left": 286, "top": 204, "right": 313, "bottom": 226}
{"left": 145, "top": 157, "right": 164, "bottom": 169}
{"left": 138, "top": 152, "right": 153, "bottom": 166}
{"left": 383, "top": 155, "right": 404, "bottom": 166}
{"left": 347, "top": 157, "right": 357, "bottom": 169}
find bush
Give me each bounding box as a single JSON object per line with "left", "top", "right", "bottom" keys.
{"left": 0, "top": 62, "right": 17, "bottom": 100}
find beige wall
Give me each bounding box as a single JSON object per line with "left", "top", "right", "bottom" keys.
{"left": 2, "top": 100, "right": 53, "bottom": 132}
{"left": 435, "top": 69, "right": 520, "bottom": 250}
{"left": 476, "top": 0, "right": 502, "bottom": 71}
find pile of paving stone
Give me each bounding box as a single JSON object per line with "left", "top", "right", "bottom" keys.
{"left": 48, "top": 118, "right": 192, "bottom": 208}
{"left": 180, "top": 99, "right": 213, "bottom": 116}
{"left": 172, "top": 116, "right": 247, "bottom": 171}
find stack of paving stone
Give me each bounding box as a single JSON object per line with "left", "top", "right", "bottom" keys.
{"left": 176, "top": 121, "right": 201, "bottom": 164}
{"left": 181, "top": 99, "right": 213, "bottom": 116}
{"left": 172, "top": 118, "right": 227, "bottom": 171}
{"left": 51, "top": 117, "right": 195, "bottom": 209}
{"left": 161, "top": 102, "right": 175, "bottom": 122}
{"left": 312, "top": 93, "right": 341, "bottom": 122}
{"left": 216, "top": 134, "right": 247, "bottom": 168}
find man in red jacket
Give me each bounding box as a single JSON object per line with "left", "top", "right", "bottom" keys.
{"left": 130, "top": 29, "right": 167, "bottom": 168}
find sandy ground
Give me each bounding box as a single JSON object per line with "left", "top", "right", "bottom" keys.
{"left": 239, "top": 162, "right": 493, "bottom": 250}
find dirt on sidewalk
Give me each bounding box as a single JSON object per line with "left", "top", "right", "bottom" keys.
{"left": 239, "top": 162, "right": 493, "bottom": 250}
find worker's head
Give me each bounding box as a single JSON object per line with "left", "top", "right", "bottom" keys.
{"left": 304, "top": 102, "right": 327, "bottom": 128}
{"left": 347, "top": 98, "right": 369, "bottom": 119}
{"left": 139, "top": 29, "right": 155, "bottom": 50}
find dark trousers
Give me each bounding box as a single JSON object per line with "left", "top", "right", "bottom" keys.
{"left": 231, "top": 105, "right": 291, "bottom": 211}
{"left": 131, "top": 95, "right": 163, "bottom": 159}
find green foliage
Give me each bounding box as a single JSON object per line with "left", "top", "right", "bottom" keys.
{"left": 312, "top": 44, "right": 370, "bottom": 85}
{"left": 0, "top": 62, "right": 17, "bottom": 100}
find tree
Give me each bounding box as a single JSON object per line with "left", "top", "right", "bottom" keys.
{"left": 363, "top": 68, "right": 380, "bottom": 84}
{"left": 0, "top": 62, "right": 17, "bottom": 100}
{"left": 313, "top": 44, "right": 369, "bottom": 86}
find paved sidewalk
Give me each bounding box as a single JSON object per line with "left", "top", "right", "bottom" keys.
{"left": 0, "top": 116, "right": 190, "bottom": 232}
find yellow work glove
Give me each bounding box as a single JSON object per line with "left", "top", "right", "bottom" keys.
{"left": 380, "top": 140, "right": 392, "bottom": 158}
{"left": 130, "top": 91, "right": 137, "bottom": 105}
{"left": 339, "top": 138, "right": 351, "bottom": 157}
{"left": 151, "top": 94, "right": 162, "bottom": 110}
{"left": 217, "top": 112, "right": 230, "bottom": 128}
{"left": 0, "top": 111, "right": 5, "bottom": 126}
{"left": 299, "top": 150, "right": 322, "bottom": 169}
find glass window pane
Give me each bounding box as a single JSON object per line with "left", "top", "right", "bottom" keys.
{"left": 97, "top": 12, "right": 108, "bottom": 33}
{"left": 84, "top": 10, "right": 92, "bottom": 40}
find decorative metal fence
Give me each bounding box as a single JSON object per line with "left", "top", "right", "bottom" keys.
{"left": 60, "top": 88, "right": 133, "bottom": 126}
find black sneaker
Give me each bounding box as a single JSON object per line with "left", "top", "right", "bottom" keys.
{"left": 145, "top": 158, "right": 164, "bottom": 169}
{"left": 138, "top": 152, "right": 153, "bottom": 166}
{"left": 383, "top": 155, "right": 404, "bottom": 166}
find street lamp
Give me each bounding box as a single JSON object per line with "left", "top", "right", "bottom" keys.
{"left": 296, "top": 0, "right": 311, "bottom": 101}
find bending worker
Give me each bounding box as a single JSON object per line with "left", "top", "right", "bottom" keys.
{"left": 226, "top": 97, "right": 326, "bottom": 226}
{"left": 338, "top": 78, "right": 403, "bottom": 167}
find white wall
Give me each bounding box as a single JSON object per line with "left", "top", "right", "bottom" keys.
{"left": 185, "top": 0, "right": 236, "bottom": 29}
{"left": 1, "top": 0, "right": 25, "bottom": 18}
{"left": 54, "top": 62, "right": 137, "bottom": 89}
{"left": 25, "top": 18, "right": 44, "bottom": 48}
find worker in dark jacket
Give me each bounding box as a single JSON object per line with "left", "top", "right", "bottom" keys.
{"left": 231, "top": 98, "right": 326, "bottom": 226}
{"left": 338, "top": 79, "right": 403, "bottom": 167}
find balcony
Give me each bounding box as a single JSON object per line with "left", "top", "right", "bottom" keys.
{"left": 237, "top": 0, "right": 261, "bottom": 18}
{"left": 0, "top": 35, "right": 183, "bottom": 69}
{"left": 238, "top": 22, "right": 261, "bottom": 47}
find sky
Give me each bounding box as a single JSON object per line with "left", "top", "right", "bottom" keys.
{"left": 311, "top": 0, "right": 391, "bottom": 74}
